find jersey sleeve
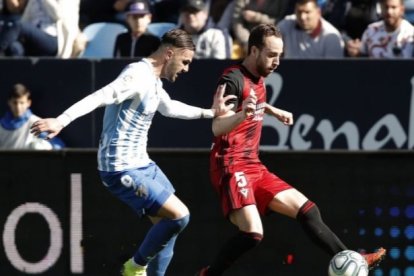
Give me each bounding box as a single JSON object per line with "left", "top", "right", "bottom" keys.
{"left": 218, "top": 70, "right": 244, "bottom": 110}
{"left": 57, "top": 63, "right": 149, "bottom": 127}
{"left": 106, "top": 63, "right": 150, "bottom": 103}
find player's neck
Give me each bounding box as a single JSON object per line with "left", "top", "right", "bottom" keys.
{"left": 242, "top": 58, "right": 260, "bottom": 78}
{"left": 145, "top": 55, "right": 162, "bottom": 78}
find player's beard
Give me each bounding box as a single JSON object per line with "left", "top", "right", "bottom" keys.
{"left": 256, "top": 58, "right": 272, "bottom": 77}
{"left": 164, "top": 62, "right": 180, "bottom": 82}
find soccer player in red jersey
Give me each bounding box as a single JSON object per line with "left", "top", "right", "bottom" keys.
{"left": 197, "top": 23, "right": 386, "bottom": 275}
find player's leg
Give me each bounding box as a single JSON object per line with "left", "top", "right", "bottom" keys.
{"left": 129, "top": 167, "right": 190, "bottom": 276}
{"left": 143, "top": 165, "right": 188, "bottom": 276}
{"left": 134, "top": 195, "right": 189, "bottom": 271}
{"left": 198, "top": 170, "right": 264, "bottom": 276}
{"left": 146, "top": 233, "right": 177, "bottom": 276}
{"left": 268, "top": 187, "right": 386, "bottom": 268}
{"left": 124, "top": 195, "right": 189, "bottom": 276}
{"left": 268, "top": 188, "right": 347, "bottom": 255}
{"left": 100, "top": 164, "right": 189, "bottom": 276}
{"left": 200, "top": 206, "right": 263, "bottom": 276}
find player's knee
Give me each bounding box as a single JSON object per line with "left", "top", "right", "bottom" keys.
{"left": 296, "top": 200, "right": 319, "bottom": 220}
{"left": 242, "top": 231, "right": 263, "bottom": 248}
{"left": 171, "top": 214, "right": 190, "bottom": 233}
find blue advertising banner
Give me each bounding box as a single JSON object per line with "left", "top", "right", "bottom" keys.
{"left": 0, "top": 59, "right": 413, "bottom": 149}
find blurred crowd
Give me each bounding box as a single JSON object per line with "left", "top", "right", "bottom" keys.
{"left": 0, "top": 0, "right": 412, "bottom": 60}
{"left": 0, "top": 0, "right": 413, "bottom": 150}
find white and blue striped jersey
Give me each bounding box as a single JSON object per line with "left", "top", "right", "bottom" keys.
{"left": 97, "top": 60, "right": 162, "bottom": 171}
{"left": 57, "top": 58, "right": 212, "bottom": 172}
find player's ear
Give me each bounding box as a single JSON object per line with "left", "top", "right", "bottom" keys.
{"left": 252, "top": 46, "right": 259, "bottom": 58}
{"left": 166, "top": 47, "right": 174, "bottom": 60}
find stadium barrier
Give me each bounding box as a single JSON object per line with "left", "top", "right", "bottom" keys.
{"left": 1, "top": 58, "right": 414, "bottom": 150}
{"left": 1, "top": 150, "right": 413, "bottom": 275}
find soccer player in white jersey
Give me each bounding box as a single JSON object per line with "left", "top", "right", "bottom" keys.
{"left": 30, "top": 29, "right": 235, "bottom": 276}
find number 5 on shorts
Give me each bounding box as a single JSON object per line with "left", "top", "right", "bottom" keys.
{"left": 234, "top": 171, "right": 248, "bottom": 187}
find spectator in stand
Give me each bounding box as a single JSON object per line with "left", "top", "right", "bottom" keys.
{"left": 209, "top": 0, "right": 235, "bottom": 30}
{"left": 0, "top": 83, "right": 64, "bottom": 150}
{"left": 406, "top": 0, "right": 414, "bottom": 23}
{"left": 80, "top": 0, "right": 120, "bottom": 26}
{"left": 0, "top": 0, "right": 81, "bottom": 58}
{"left": 179, "top": 0, "right": 231, "bottom": 59}
{"left": 113, "top": 0, "right": 160, "bottom": 58}
{"left": 277, "top": 0, "right": 345, "bottom": 58}
{"left": 231, "top": 0, "right": 290, "bottom": 56}
{"left": 150, "top": 0, "right": 183, "bottom": 23}
{"left": 0, "top": 0, "right": 27, "bottom": 22}
{"left": 324, "top": 0, "right": 381, "bottom": 42}
{"left": 0, "top": 0, "right": 27, "bottom": 56}
{"left": 346, "top": 0, "right": 414, "bottom": 58}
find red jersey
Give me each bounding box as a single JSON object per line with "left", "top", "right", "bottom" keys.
{"left": 211, "top": 64, "right": 266, "bottom": 172}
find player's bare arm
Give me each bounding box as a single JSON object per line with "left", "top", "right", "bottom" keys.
{"left": 212, "top": 92, "right": 257, "bottom": 136}
{"left": 157, "top": 84, "right": 236, "bottom": 119}
{"left": 265, "top": 103, "right": 293, "bottom": 125}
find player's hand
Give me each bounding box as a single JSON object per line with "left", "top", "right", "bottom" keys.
{"left": 243, "top": 90, "right": 257, "bottom": 118}
{"left": 211, "top": 84, "right": 236, "bottom": 117}
{"left": 30, "top": 118, "right": 63, "bottom": 140}
{"left": 276, "top": 109, "right": 293, "bottom": 125}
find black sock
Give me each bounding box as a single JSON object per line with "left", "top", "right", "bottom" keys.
{"left": 296, "top": 201, "right": 347, "bottom": 256}
{"left": 207, "top": 231, "right": 263, "bottom": 276}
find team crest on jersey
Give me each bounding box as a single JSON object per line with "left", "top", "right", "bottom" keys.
{"left": 121, "top": 74, "right": 133, "bottom": 85}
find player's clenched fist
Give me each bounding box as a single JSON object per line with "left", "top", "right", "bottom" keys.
{"left": 275, "top": 109, "right": 293, "bottom": 125}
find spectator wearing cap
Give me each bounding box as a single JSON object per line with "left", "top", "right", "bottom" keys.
{"left": 113, "top": 0, "right": 160, "bottom": 57}
{"left": 179, "top": 0, "right": 232, "bottom": 59}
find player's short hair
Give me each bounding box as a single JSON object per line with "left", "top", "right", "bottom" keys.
{"left": 161, "top": 28, "right": 196, "bottom": 51}
{"left": 8, "top": 83, "right": 31, "bottom": 100}
{"left": 379, "top": 0, "right": 404, "bottom": 5}
{"left": 295, "top": 0, "right": 318, "bottom": 6}
{"left": 247, "top": 24, "right": 282, "bottom": 55}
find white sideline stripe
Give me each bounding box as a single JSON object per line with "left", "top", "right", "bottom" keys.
{"left": 71, "top": 173, "right": 84, "bottom": 273}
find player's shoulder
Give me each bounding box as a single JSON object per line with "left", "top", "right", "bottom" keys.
{"left": 223, "top": 64, "right": 243, "bottom": 77}
{"left": 124, "top": 59, "right": 148, "bottom": 70}
{"left": 222, "top": 65, "right": 244, "bottom": 85}
{"left": 121, "top": 59, "right": 153, "bottom": 78}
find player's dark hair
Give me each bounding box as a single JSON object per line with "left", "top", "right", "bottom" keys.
{"left": 379, "top": 0, "right": 403, "bottom": 5}
{"left": 247, "top": 24, "right": 282, "bottom": 55}
{"left": 295, "top": 0, "right": 318, "bottom": 6}
{"left": 161, "top": 28, "right": 196, "bottom": 51}
{"left": 8, "top": 83, "right": 31, "bottom": 100}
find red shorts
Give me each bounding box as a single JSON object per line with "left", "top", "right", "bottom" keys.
{"left": 210, "top": 163, "right": 292, "bottom": 217}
